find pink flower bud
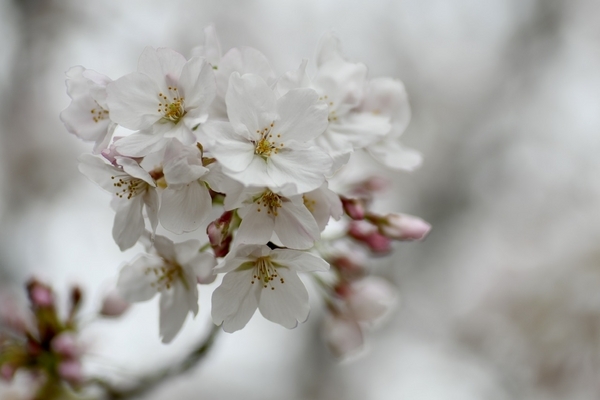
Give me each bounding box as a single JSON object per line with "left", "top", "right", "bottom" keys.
{"left": 348, "top": 221, "right": 393, "bottom": 255}
{"left": 378, "top": 213, "right": 431, "bottom": 241}
{"left": 207, "top": 211, "right": 234, "bottom": 257}
{"left": 341, "top": 197, "right": 366, "bottom": 220}
{"left": 100, "top": 291, "right": 130, "bottom": 317}
{"left": 100, "top": 137, "right": 123, "bottom": 166}
{"left": 0, "top": 364, "right": 15, "bottom": 382}
{"left": 27, "top": 280, "right": 54, "bottom": 308}
{"left": 58, "top": 360, "right": 83, "bottom": 384}
{"left": 51, "top": 333, "right": 80, "bottom": 359}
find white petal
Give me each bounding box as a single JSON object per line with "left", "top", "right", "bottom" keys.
{"left": 203, "top": 121, "right": 255, "bottom": 172}
{"left": 362, "top": 77, "right": 411, "bottom": 136}
{"left": 114, "top": 132, "right": 168, "bottom": 158}
{"left": 106, "top": 73, "right": 163, "bottom": 130}
{"left": 267, "top": 144, "right": 332, "bottom": 193}
{"left": 159, "top": 183, "right": 211, "bottom": 234}
{"left": 366, "top": 140, "right": 423, "bottom": 171}
{"left": 191, "top": 24, "right": 222, "bottom": 65}
{"left": 315, "top": 31, "right": 344, "bottom": 67}
{"left": 183, "top": 252, "right": 216, "bottom": 284}
{"left": 225, "top": 72, "right": 276, "bottom": 137}
{"left": 138, "top": 47, "right": 186, "bottom": 91}
{"left": 153, "top": 235, "right": 177, "bottom": 261}
{"left": 163, "top": 141, "right": 208, "bottom": 185}
{"left": 211, "top": 269, "right": 259, "bottom": 332}
{"left": 116, "top": 255, "right": 162, "bottom": 302}
{"left": 112, "top": 197, "right": 145, "bottom": 251}
{"left": 78, "top": 154, "right": 120, "bottom": 192}
{"left": 179, "top": 57, "right": 216, "bottom": 111}
{"left": 273, "top": 199, "right": 320, "bottom": 250}
{"left": 159, "top": 284, "right": 194, "bottom": 343}
{"left": 275, "top": 59, "right": 310, "bottom": 96}
{"left": 116, "top": 157, "right": 155, "bottom": 186}
{"left": 217, "top": 46, "right": 275, "bottom": 99}
{"left": 144, "top": 188, "right": 159, "bottom": 234}
{"left": 257, "top": 268, "right": 309, "bottom": 329}
{"left": 270, "top": 249, "right": 329, "bottom": 272}
{"left": 325, "top": 112, "right": 391, "bottom": 151}
{"left": 275, "top": 88, "right": 328, "bottom": 142}
{"left": 236, "top": 204, "right": 275, "bottom": 245}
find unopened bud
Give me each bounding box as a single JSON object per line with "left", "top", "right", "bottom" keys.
{"left": 58, "top": 360, "right": 83, "bottom": 384}
{"left": 51, "top": 333, "right": 80, "bottom": 359}
{"left": 27, "top": 280, "right": 54, "bottom": 308}
{"left": 348, "top": 222, "right": 392, "bottom": 255}
{"left": 377, "top": 213, "right": 431, "bottom": 241}
{"left": 100, "top": 291, "right": 130, "bottom": 318}
{"left": 341, "top": 197, "right": 366, "bottom": 220}
{"left": 0, "top": 364, "right": 15, "bottom": 382}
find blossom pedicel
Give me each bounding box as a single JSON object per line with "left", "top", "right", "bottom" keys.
{"left": 61, "top": 25, "right": 429, "bottom": 356}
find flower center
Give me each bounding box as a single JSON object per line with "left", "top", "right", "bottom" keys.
{"left": 303, "top": 195, "right": 316, "bottom": 212}
{"left": 253, "top": 122, "right": 284, "bottom": 158}
{"left": 145, "top": 262, "right": 183, "bottom": 291}
{"left": 90, "top": 101, "right": 109, "bottom": 123}
{"left": 110, "top": 175, "right": 148, "bottom": 200}
{"left": 255, "top": 190, "right": 282, "bottom": 216}
{"left": 158, "top": 86, "right": 186, "bottom": 123}
{"left": 250, "top": 256, "right": 284, "bottom": 290}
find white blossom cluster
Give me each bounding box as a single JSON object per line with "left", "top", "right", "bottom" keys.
{"left": 60, "top": 26, "right": 428, "bottom": 355}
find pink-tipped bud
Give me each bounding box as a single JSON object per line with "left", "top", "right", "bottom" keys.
{"left": 207, "top": 211, "right": 234, "bottom": 257}
{"left": 58, "top": 360, "right": 83, "bottom": 384}
{"left": 27, "top": 280, "right": 54, "bottom": 308}
{"left": 378, "top": 213, "right": 431, "bottom": 241}
{"left": 51, "top": 333, "right": 80, "bottom": 359}
{"left": 341, "top": 197, "right": 366, "bottom": 220}
{"left": 348, "top": 222, "right": 392, "bottom": 255}
{"left": 100, "top": 291, "right": 130, "bottom": 317}
{"left": 100, "top": 137, "right": 123, "bottom": 166}
{"left": 0, "top": 364, "right": 15, "bottom": 382}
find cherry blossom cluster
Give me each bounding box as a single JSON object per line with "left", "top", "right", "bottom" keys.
{"left": 60, "top": 26, "right": 429, "bottom": 355}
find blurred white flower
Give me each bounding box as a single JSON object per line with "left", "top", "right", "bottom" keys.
{"left": 117, "top": 235, "right": 216, "bottom": 343}
{"left": 60, "top": 66, "right": 116, "bottom": 154}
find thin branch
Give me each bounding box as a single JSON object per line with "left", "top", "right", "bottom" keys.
{"left": 90, "top": 323, "right": 221, "bottom": 400}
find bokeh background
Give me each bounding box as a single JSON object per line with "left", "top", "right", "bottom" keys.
{"left": 2, "top": 0, "right": 600, "bottom": 399}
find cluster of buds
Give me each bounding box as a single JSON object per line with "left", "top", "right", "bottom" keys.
{"left": 60, "top": 25, "right": 430, "bottom": 348}
{"left": 0, "top": 280, "right": 84, "bottom": 399}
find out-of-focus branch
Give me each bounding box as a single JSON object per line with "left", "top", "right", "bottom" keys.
{"left": 90, "top": 324, "right": 220, "bottom": 400}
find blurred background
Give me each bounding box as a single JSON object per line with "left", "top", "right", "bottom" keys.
{"left": 2, "top": 0, "right": 600, "bottom": 398}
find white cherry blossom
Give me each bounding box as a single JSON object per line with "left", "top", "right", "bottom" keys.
{"left": 60, "top": 66, "right": 116, "bottom": 153}
{"left": 203, "top": 72, "right": 332, "bottom": 193}
{"left": 227, "top": 185, "right": 321, "bottom": 250}
{"left": 211, "top": 245, "right": 329, "bottom": 332}
{"left": 79, "top": 154, "right": 158, "bottom": 251}
{"left": 107, "top": 47, "right": 216, "bottom": 157}
{"left": 360, "top": 78, "right": 422, "bottom": 171}
{"left": 117, "top": 235, "right": 216, "bottom": 343}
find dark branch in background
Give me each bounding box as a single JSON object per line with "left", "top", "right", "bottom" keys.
{"left": 91, "top": 324, "right": 221, "bottom": 400}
